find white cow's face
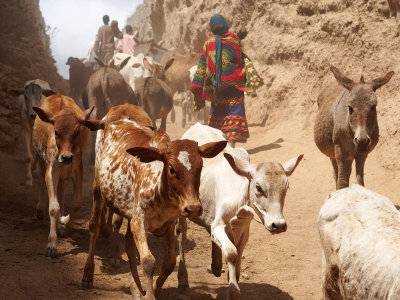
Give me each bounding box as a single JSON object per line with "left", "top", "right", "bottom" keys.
{"left": 250, "top": 163, "right": 288, "bottom": 234}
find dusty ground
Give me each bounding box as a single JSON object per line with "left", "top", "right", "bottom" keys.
{"left": 0, "top": 105, "right": 398, "bottom": 300}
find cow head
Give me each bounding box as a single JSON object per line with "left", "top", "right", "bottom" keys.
{"left": 127, "top": 139, "right": 227, "bottom": 217}
{"left": 8, "top": 83, "right": 55, "bottom": 124}
{"left": 33, "top": 105, "right": 102, "bottom": 163}
{"left": 224, "top": 152, "right": 303, "bottom": 234}
{"left": 330, "top": 66, "right": 394, "bottom": 151}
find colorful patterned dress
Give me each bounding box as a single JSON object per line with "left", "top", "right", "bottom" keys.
{"left": 191, "top": 32, "right": 254, "bottom": 142}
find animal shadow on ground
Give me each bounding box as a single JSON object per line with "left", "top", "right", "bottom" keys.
{"left": 160, "top": 282, "right": 293, "bottom": 300}
{"left": 247, "top": 138, "right": 284, "bottom": 155}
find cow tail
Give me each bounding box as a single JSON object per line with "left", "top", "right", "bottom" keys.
{"left": 101, "top": 68, "right": 113, "bottom": 109}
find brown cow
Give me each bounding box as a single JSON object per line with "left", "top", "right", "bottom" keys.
{"left": 32, "top": 94, "right": 102, "bottom": 258}
{"left": 8, "top": 79, "right": 55, "bottom": 186}
{"left": 134, "top": 57, "right": 174, "bottom": 130}
{"left": 81, "top": 105, "right": 227, "bottom": 298}
{"left": 314, "top": 66, "right": 394, "bottom": 190}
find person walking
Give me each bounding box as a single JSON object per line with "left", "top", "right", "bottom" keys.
{"left": 116, "top": 25, "right": 138, "bottom": 55}
{"left": 190, "top": 14, "right": 262, "bottom": 148}
{"left": 94, "top": 15, "right": 121, "bottom": 64}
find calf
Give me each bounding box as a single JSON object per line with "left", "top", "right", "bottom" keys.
{"left": 81, "top": 109, "right": 227, "bottom": 299}
{"left": 318, "top": 184, "right": 400, "bottom": 299}
{"left": 178, "top": 123, "right": 303, "bottom": 299}
{"left": 32, "top": 94, "right": 101, "bottom": 257}
{"left": 314, "top": 66, "right": 393, "bottom": 189}
{"left": 134, "top": 57, "right": 174, "bottom": 130}
{"left": 8, "top": 79, "right": 55, "bottom": 186}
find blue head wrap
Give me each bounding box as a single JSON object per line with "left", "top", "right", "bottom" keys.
{"left": 209, "top": 14, "right": 228, "bottom": 89}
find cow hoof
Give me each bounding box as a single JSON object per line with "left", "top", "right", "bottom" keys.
{"left": 36, "top": 209, "right": 45, "bottom": 220}
{"left": 46, "top": 247, "right": 57, "bottom": 258}
{"left": 81, "top": 277, "right": 93, "bottom": 289}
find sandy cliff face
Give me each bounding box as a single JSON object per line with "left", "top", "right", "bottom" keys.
{"left": 0, "top": 0, "right": 67, "bottom": 152}
{"left": 129, "top": 0, "right": 400, "bottom": 171}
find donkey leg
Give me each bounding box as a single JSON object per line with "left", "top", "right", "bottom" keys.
{"left": 355, "top": 153, "right": 367, "bottom": 186}
{"left": 334, "top": 144, "right": 348, "bottom": 189}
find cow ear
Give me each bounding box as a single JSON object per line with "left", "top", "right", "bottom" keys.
{"left": 42, "top": 89, "right": 56, "bottom": 97}
{"left": 83, "top": 106, "right": 95, "bottom": 121}
{"left": 330, "top": 66, "right": 355, "bottom": 90}
{"left": 126, "top": 146, "right": 164, "bottom": 163}
{"left": 224, "top": 153, "right": 253, "bottom": 180}
{"left": 198, "top": 141, "right": 227, "bottom": 158}
{"left": 164, "top": 58, "right": 174, "bottom": 71}
{"left": 143, "top": 57, "right": 153, "bottom": 73}
{"left": 33, "top": 106, "right": 54, "bottom": 124}
{"left": 8, "top": 88, "right": 24, "bottom": 97}
{"left": 118, "top": 57, "right": 131, "bottom": 71}
{"left": 370, "top": 71, "right": 394, "bottom": 92}
{"left": 282, "top": 154, "right": 303, "bottom": 176}
{"left": 82, "top": 120, "right": 104, "bottom": 131}
{"left": 95, "top": 57, "right": 106, "bottom": 67}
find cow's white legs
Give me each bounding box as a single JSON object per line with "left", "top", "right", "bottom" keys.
{"left": 56, "top": 179, "right": 66, "bottom": 237}
{"left": 154, "top": 224, "right": 176, "bottom": 297}
{"left": 177, "top": 217, "right": 189, "bottom": 289}
{"left": 45, "top": 163, "right": 60, "bottom": 258}
{"left": 130, "top": 215, "right": 156, "bottom": 300}
{"left": 234, "top": 226, "right": 250, "bottom": 282}
{"left": 82, "top": 185, "right": 105, "bottom": 288}
{"left": 211, "top": 221, "right": 241, "bottom": 300}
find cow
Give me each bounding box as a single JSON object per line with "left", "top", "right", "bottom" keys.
{"left": 66, "top": 57, "right": 96, "bottom": 107}
{"left": 177, "top": 123, "right": 303, "bottom": 300}
{"left": 83, "top": 57, "right": 138, "bottom": 163}
{"left": 32, "top": 94, "right": 102, "bottom": 258}
{"left": 314, "top": 66, "right": 394, "bottom": 190}
{"left": 8, "top": 79, "right": 55, "bottom": 186}
{"left": 81, "top": 106, "right": 227, "bottom": 299}
{"left": 318, "top": 184, "right": 400, "bottom": 299}
{"left": 134, "top": 57, "right": 175, "bottom": 130}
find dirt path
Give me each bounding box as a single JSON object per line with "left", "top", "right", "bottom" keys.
{"left": 0, "top": 106, "right": 398, "bottom": 300}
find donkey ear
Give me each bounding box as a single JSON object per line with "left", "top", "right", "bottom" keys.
{"left": 126, "top": 146, "right": 164, "bottom": 163}
{"left": 164, "top": 58, "right": 175, "bottom": 71}
{"left": 371, "top": 71, "right": 394, "bottom": 91}
{"left": 143, "top": 57, "right": 153, "bottom": 73}
{"left": 118, "top": 56, "right": 131, "bottom": 71}
{"left": 33, "top": 107, "right": 54, "bottom": 124}
{"left": 330, "top": 66, "right": 355, "bottom": 90}
{"left": 95, "top": 57, "right": 106, "bottom": 67}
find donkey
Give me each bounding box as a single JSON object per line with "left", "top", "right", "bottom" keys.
{"left": 314, "top": 66, "right": 394, "bottom": 190}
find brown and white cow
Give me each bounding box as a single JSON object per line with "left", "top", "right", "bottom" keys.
{"left": 8, "top": 79, "right": 55, "bottom": 186}
{"left": 81, "top": 104, "right": 227, "bottom": 299}
{"left": 32, "top": 94, "right": 101, "bottom": 258}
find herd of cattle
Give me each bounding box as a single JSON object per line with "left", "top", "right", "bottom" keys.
{"left": 7, "top": 43, "right": 400, "bottom": 299}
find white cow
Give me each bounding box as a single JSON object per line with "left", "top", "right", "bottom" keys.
{"left": 110, "top": 52, "right": 157, "bottom": 92}
{"left": 318, "top": 184, "right": 400, "bottom": 300}
{"left": 177, "top": 123, "right": 303, "bottom": 299}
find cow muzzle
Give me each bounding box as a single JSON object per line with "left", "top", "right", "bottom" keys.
{"left": 182, "top": 203, "right": 203, "bottom": 218}
{"left": 59, "top": 154, "right": 73, "bottom": 163}
{"left": 268, "top": 220, "right": 287, "bottom": 234}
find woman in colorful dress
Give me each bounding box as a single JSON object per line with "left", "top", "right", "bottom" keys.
{"left": 190, "top": 14, "right": 262, "bottom": 148}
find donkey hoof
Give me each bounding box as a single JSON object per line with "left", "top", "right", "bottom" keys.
{"left": 81, "top": 277, "right": 93, "bottom": 289}
{"left": 46, "top": 247, "right": 57, "bottom": 258}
